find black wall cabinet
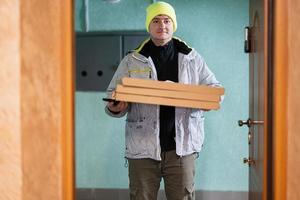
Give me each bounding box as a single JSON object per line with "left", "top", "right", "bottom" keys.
{"left": 76, "top": 32, "right": 148, "bottom": 91}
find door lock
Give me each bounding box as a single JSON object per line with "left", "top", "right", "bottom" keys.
{"left": 243, "top": 157, "right": 255, "bottom": 166}
{"left": 248, "top": 131, "right": 252, "bottom": 145}
{"left": 238, "top": 118, "right": 263, "bottom": 127}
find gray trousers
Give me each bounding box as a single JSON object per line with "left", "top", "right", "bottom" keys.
{"left": 128, "top": 150, "right": 196, "bottom": 200}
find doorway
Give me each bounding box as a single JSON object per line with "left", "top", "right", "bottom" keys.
{"left": 74, "top": 1, "right": 250, "bottom": 200}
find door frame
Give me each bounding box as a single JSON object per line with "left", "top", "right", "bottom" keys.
{"left": 270, "top": 0, "right": 300, "bottom": 199}
{"left": 62, "top": 0, "right": 298, "bottom": 199}
{"left": 273, "top": 0, "right": 288, "bottom": 199}
{"left": 61, "top": 0, "right": 75, "bottom": 199}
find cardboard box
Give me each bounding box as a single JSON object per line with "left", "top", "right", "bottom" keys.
{"left": 121, "top": 77, "right": 224, "bottom": 95}
{"left": 112, "top": 78, "right": 224, "bottom": 110}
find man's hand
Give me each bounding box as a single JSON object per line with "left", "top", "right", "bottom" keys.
{"left": 107, "top": 101, "right": 128, "bottom": 113}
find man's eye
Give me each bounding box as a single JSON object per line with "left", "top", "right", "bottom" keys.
{"left": 164, "top": 20, "right": 171, "bottom": 24}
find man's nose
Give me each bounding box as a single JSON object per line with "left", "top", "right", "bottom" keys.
{"left": 158, "top": 20, "right": 165, "bottom": 27}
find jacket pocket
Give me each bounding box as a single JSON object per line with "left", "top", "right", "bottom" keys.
{"left": 188, "top": 113, "right": 204, "bottom": 150}
{"left": 125, "top": 121, "right": 155, "bottom": 156}
{"left": 128, "top": 67, "right": 152, "bottom": 79}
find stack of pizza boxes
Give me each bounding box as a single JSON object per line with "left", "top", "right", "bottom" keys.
{"left": 112, "top": 77, "right": 224, "bottom": 110}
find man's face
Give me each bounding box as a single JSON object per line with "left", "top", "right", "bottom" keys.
{"left": 149, "top": 15, "right": 174, "bottom": 45}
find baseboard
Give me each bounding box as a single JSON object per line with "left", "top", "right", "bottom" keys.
{"left": 76, "top": 188, "right": 248, "bottom": 200}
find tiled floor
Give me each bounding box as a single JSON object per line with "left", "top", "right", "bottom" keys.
{"left": 76, "top": 188, "right": 248, "bottom": 200}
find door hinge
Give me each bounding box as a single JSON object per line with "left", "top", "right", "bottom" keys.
{"left": 244, "top": 26, "right": 251, "bottom": 53}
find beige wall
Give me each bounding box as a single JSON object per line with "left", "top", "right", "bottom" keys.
{"left": 287, "top": 0, "right": 300, "bottom": 199}
{"left": 0, "top": 0, "right": 73, "bottom": 199}
{"left": 21, "top": 0, "right": 63, "bottom": 199}
{"left": 0, "top": 0, "right": 22, "bottom": 199}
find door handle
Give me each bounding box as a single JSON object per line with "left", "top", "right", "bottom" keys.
{"left": 238, "top": 118, "right": 263, "bottom": 127}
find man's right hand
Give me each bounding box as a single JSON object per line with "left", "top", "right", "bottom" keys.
{"left": 107, "top": 101, "right": 128, "bottom": 113}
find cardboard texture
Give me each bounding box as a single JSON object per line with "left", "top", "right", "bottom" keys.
{"left": 121, "top": 77, "right": 225, "bottom": 95}
{"left": 112, "top": 78, "right": 224, "bottom": 110}
{"left": 114, "top": 93, "right": 220, "bottom": 109}
{"left": 116, "top": 85, "right": 220, "bottom": 102}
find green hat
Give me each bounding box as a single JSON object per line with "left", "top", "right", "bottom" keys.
{"left": 145, "top": 1, "right": 177, "bottom": 32}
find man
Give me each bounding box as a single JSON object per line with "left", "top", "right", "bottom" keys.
{"left": 105, "top": 2, "right": 222, "bottom": 200}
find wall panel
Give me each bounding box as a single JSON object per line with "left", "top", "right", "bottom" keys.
{"left": 0, "top": 1, "right": 22, "bottom": 199}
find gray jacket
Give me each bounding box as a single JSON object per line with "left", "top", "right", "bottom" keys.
{"left": 105, "top": 45, "right": 222, "bottom": 161}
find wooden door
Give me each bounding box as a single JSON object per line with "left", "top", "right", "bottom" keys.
{"left": 239, "top": 0, "right": 270, "bottom": 199}
{"left": 249, "top": 0, "right": 265, "bottom": 196}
